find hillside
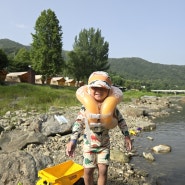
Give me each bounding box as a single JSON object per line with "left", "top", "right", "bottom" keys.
{"left": 108, "top": 57, "right": 185, "bottom": 89}
{"left": 1, "top": 39, "right": 185, "bottom": 89}
{"left": 0, "top": 38, "right": 68, "bottom": 60}
{"left": 0, "top": 38, "right": 30, "bottom": 57}
{"left": 0, "top": 38, "right": 27, "bottom": 48}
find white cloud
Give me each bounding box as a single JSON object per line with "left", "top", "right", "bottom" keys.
{"left": 15, "top": 24, "right": 27, "bottom": 29}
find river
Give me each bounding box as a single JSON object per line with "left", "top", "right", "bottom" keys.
{"left": 131, "top": 101, "right": 185, "bottom": 185}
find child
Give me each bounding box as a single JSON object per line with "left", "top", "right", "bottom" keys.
{"left": 66, "top": 71, "right": 132, "bottom": 185}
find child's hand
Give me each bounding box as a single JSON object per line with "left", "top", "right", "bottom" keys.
{"left": 66, "top": 140, "right": 76, "bottom": 157}
{"left": 124, "top": 136, "right": 132, "bottom": 151}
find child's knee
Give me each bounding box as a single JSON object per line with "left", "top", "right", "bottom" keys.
{"left": 84, "top": 167, "right": 95, "bottom": 176}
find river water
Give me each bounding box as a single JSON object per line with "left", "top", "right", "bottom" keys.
{"left": 131, "top": 101, "right": 185, "bottom": 185}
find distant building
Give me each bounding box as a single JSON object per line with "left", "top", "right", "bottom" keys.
{"left": 50, "top": 77, "right": 66, "bottom": 86}
{"left": 5, "top": 72, "right": 28, "bottom": 83}
{"left": 0, "top": 70, "right": 8, "bottom": 82}
{"left": 75, "top": 80, "right": 85, "bottom": 87}
{"left": 35, "top": 75, "right": 43, "bottom": 84}
{"left": 65, "top": 79, "right": 76, "bottom": 87}
{"left": 28, "top": 67, "right": 35, "bottom": 84}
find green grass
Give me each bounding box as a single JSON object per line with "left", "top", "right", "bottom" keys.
{"left": 0, "top": 83, "right": 181, "bottom": 116}
{"left": 123, "top": 90, "right": 160, "bottom": 102}
{"left": 0, "top": 83, "right": 80, "bottom": 116}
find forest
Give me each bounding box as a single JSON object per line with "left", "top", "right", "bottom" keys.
{"left": 1, "top": 38, "right": 185, "bottom": 90}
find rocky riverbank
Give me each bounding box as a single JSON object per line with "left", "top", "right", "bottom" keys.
{"left": 0, "top": 95, "right": 184, "bottom": 185}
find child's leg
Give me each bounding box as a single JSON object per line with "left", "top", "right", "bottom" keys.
{"left": 84, "top": 167, "right": 95, "bottom": 185}
{"left": 96, "top": 148, "right": 110, "bottom": 185}
{"left": 97, "top": 164, "right": 108, "bottom": 185}
{"left": 83, "top": 149, "right": 96, "bottom": 185}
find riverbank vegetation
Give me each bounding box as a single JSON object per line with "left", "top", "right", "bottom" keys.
{"left": 0, "top": 83, "right": 173, "bottom": 116}
{"left": 0, "top": 83, "right": 78, "bottom": 116}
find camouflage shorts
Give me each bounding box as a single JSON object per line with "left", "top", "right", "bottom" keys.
{"left": 83, "top": 147, "right": 110, "bottom": 168}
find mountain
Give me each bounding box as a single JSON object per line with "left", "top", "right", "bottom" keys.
{"left": 0, "top": 38, "right": 68, "bottom": 59}
{"left": 108, "top": 57, "right": 185, "bottom": 89}
{"left": 0, "top": 38, "right": 30, "bottom": 57}
{"left": 0, "top": 38, "right": 28, "bottom": 48}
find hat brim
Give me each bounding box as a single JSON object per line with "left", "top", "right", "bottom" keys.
{"left": 88, "top": 80, "right": 111, "bottom": 89}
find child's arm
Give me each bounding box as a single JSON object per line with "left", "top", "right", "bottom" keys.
{"left": 66, "top": 108, "right": 85, "bottom": 157}
{"left": 115, "top": 108, "right": 132, "bottom": 151}
{"left": 66, "top": 121, "right": 83, "bottom": 157}
{"left": 66, "top": 139, "right": 77, "bottom": 157}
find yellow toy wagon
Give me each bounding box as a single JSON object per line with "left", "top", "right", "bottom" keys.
{"left": 36, "top": 160, "right": 84, "bottom": 185}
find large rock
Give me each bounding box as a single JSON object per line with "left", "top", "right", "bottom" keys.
{"left": 141, "top": 122, "right": 156, "bottom": 131}
{"left": 143, "top": 152, "right": 155, "bottom": 161}
{"left": 110, "top": 149, "right": 130, "bottom": 163}
{"left": 0, "top": 130, "right": 47, "bottom": 152}
{"left": 0, "top": 150, "right": 52, "bottom": 185}
{"left": 40, "top": 114, "right": 73, "bottom": 136}
{"left": 152, "top": 144, "right": 171, "bottom": 153}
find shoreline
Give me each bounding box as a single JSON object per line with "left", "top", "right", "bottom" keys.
{"left": 0, "top": 95, "right": 184, "bottom": 185}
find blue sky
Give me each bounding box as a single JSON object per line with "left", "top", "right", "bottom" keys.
{"left": 0, "top": 0, "right": 185, "bottom": 65}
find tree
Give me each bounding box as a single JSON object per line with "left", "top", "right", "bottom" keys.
{"left": 0, "top": 49, "right": 9, "bottom": 70}
{"left": 110, "top": 74, "right": 124, "bottom": 86}
{"left": 67, "top": 28, "right": 109, "bottom": 82}
{"left": 30, "top": 9, "right": 63, "bottom": 82}
{"left": 13, "top": 48, "right": 31, "bottom": 71}
{"left": 67, "top": 50, "right": 90, "bottom": 82}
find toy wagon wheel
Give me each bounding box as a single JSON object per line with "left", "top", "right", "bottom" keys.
{"left": 36, "top": 179, "right": 50, "bottom": 185}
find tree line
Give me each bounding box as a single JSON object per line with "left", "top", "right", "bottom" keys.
{"left": 0, "top": 9, "right": 110, "bottom": 84}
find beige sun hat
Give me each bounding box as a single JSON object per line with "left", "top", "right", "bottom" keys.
{"left": 88, "top": 71, "right": 112, "bottom": 89}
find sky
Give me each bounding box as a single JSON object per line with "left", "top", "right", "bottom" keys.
{"left": 0, "top": 0, "right": 185, "bottom": 65}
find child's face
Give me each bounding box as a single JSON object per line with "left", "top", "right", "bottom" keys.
{"left": 90, "top": 87, "right": 109, "bottom": 102}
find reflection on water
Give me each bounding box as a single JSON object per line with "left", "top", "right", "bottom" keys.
{"left": 131, "top": 103, "right": 185, "bottom": 185}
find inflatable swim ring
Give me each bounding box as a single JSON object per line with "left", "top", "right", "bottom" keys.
{"left": 76, "top": 85, "right": 123, "bottom": 129}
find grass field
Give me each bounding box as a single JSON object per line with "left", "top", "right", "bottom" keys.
{"left": 0, "top": 83, "right": 172, "bottom": 116}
